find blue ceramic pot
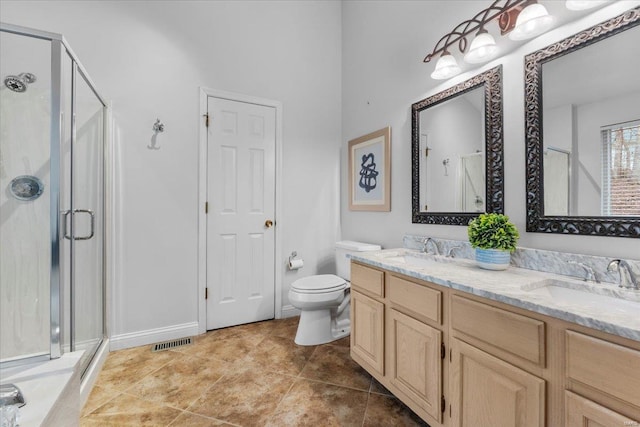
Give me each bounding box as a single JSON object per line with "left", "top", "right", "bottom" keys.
{"left": 475, "top": 248, "right": 511, "bottom": 270}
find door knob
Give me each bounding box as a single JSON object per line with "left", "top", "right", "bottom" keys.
{"left": 265, "top": 219, "right": 274, "bottom": 228}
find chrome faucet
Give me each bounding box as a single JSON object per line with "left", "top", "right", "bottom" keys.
{"left": 607, "top": 259, "right": 640, "bottom": 290}
{"left": 567, "top": 261, "right": 599, "bottom": 283}
{"left": 447, "top": 245, "right": 463, "bottom": 258}
{"left": 422, "top": 237, "right": 440, "bottom": 256}
{"left": 0, "top": 383, "right": 26, "bottom": 407}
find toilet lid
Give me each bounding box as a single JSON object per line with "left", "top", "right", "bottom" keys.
{"left": 291, "top": 274, "right": 347, "bottom": 293}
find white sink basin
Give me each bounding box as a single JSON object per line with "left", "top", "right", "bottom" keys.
{"left": 376, "top": 251, "right": 472, "bottom": 269}
{"left": 381, "top": 254, "right": 442, "bottom": 268}
{"left": 523, "top": 279, "right": 640, "bottom": 313}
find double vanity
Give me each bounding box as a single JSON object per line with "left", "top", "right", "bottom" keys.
{"left": 353, "top": 6, "right": 640, "bottom": 426}
{"left": 348, "top": 239, "right": 639, "bottom": 427}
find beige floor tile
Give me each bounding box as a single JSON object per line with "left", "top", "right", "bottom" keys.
{"left": 172, "top": 333, "right": 262, "bottom": 363}
{"left": 168, "top": 411, "right": 233, "bottom": 426}
{"left": 188, "top": 369, "right": 295, "bottom": 426}
{"left": 369, "top": 377, "right": 394, "bottom": 396}
{"left": 126, "top": 353, "right": 228, "bottom": 410}
{"left": 82, "top": 318, "right": 431, "bottom": 427}
{"left": 326, "top": 335, "right": 350, "bottom": 348}
{"left": 244, "top": 335, "right": 316, "bottom": 376}
{"left": 231, "top": 319, "right": 278, "bottom": 337}
{"left": 95, "top": 345, "right": 178, "bottom": 392}
{"left": 81, "top": 385, "right": 119, "bottom": 416}
{"left": 81, "top": 393, "right": 181, "bottom": 426}
{"left": 270, "top": 316, "right": 300, "bottom": 340}
{"left": 299, "top": 345, "right": 371, "bottom": 391}
{"left": 363, "top": 393, "right": 428, "bottom": 426}
{"left": 266, "top": 379, "right": 368, "bottom": 427}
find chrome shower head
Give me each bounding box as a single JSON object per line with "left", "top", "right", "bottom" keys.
{"left": 4, "top": 72, "right": 36, "bottom": 93}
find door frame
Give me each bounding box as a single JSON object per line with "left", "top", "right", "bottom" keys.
{"left": 197, "top": 87, "right": 283, "bottom": 334}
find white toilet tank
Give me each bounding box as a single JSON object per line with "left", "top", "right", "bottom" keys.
{"left": 335, "top": 240, "right": 381, "bottom": 281}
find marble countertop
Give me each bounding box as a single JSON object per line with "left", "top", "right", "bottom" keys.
{"left": 350, "top": 249, "right": 640, "bottom": 342}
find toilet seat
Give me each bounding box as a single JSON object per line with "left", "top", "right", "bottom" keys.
{"left": 291, "top": 274, "right": 347, "bottom": 294}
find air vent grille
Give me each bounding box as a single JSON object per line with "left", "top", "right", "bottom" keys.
{"left": 151, "top": 337, "right": 193, "bottom": 352}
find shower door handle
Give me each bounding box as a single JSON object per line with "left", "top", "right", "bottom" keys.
{"left": 62, "top": 210, "right": 72, "bottom": 240}
{"left": 73, "top": 209, "right": 95, "bottom": 240}
{"left": 62, "top": 209, "right": 95, "bottom": 240}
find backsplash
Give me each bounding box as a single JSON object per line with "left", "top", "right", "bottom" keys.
{"left": 403, "top": 234, "right": 639, "bottom": 285}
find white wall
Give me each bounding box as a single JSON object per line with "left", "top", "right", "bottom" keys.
{"left": 341, "top": 0, "right": 640, "bottom": 259}
{"left": 0, "top": 1, "right": 342, "bottom": 347}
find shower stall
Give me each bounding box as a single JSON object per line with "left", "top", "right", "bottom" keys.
{"left": 0, "top": 22, "right": 107, "bottom": 379}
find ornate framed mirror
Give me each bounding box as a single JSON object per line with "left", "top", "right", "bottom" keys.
{"left": 525, "top": 8, "right": 640, "bottom": 237}
{"left": 412, "top": 65, "right": 504, "bottom": 225}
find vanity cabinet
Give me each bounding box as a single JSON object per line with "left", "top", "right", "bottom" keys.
{"left": 350, "top": 290, "right": 384, "bottom": 376}
{"left": 351, "top": 262, "right": 446, "bottom": 424}
{"left": 350, "top": 260, "right": 640, "bottom": 427}
{"left": 389, "top": 308, "right": 442, "bottom": 421}
{"left": 450, "top": 338, "right": 545, "bottom": 427}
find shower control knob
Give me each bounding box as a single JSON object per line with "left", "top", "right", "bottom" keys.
{"left": 265, "top": 219, "right": 274, "bottom": 228}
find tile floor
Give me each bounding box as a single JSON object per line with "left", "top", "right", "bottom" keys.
{"left": 81, "top": 317, "right": 428, "bottom": 426}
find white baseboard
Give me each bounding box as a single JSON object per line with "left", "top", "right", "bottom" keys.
{"left": 109, "top": 322, "right": 199, "bottom": 351}
{"left": 281, "top": 304, "right": 300, "bottom": 318}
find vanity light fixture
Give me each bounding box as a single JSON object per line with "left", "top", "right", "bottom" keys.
{"left": 430, "top": 51, "right": 463, "bottom": 80}
{"left": 508, "top": 2, "right": 555, "bottom": 40}
{"left": 424, "top": 0, "right": 562, "bottom": 80}
{"left": 565, "top": 0, "right": 609, "bottom": 11}
{"left": 464, "top": 29, "right": 499, "bottom": 64}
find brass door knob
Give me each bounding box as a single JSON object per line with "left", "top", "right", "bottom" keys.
{"left": 265, "top": 219, "right": 274, "bottom": 228}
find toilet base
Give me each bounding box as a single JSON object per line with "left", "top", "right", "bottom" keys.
{"left": 294, "top": 308, "right": 350, "bottom": 346}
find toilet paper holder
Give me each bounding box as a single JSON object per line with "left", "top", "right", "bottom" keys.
{"left": 288, "top": 251, "right": 304, "bottom": 270}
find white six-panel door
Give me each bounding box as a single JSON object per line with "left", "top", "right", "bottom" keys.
{"left": 206, "top": 96, "right": 276, "bottom": 330}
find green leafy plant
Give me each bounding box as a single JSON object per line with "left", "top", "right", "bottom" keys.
{"left": 468, "top": 213, "right": 519, "bottom": 253}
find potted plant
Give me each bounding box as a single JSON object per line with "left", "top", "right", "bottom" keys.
{"left": 468, "top": 213, "right": 519, "bottom": 270}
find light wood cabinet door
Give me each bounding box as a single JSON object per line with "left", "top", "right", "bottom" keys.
{"left": 350, "top": 290, "right": 384, "bottom": 375}
{"left": 451, "top": 339, "right": 545, "bottom": 427}
{"left": 389, "top": 309, "right": 442, "bottom": 422}
{"left": 565, "top": 391, "right": 638, "bottom": 427}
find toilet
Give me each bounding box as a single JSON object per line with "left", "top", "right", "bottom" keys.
{"left": 289, "top": 240, "right": 381, "bottom": 346}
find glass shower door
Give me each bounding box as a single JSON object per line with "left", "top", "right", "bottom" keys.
{"left": 71, "top": 68, "right": 104, "bottom": 373}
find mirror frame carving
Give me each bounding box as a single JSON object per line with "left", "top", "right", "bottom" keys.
{"left": 525, "top": 8, "right": 640, "bottom": 238}
{"left": 412, "top": 65, "right": 504, "bottom": 225}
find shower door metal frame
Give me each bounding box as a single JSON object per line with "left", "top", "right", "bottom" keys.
{"left": 0, "top": 22, "right": 107, "bottom": 366}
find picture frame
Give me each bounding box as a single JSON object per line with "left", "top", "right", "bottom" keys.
{"left": 348, "top": 126, "right": 391, "bottom": 211}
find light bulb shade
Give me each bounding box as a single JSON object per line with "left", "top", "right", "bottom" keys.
{"left": 509, "top": 3, "right": 555, "bottom": 41}
{"left": 566, "top": 0, "right": 608, "bottom": 11}
{"left": 464, "top": 32, "right": 499, "bottom": 64}
{"left": 430, "top": 53, "right": 462, "bottom": 80}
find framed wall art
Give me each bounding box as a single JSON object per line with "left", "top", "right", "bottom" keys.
{"left": 348, "top": 126, "right": 391, "bottom": 211}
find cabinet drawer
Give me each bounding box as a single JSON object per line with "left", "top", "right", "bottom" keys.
{"left": 566, "top": 331, "right": 640, "bottom": 409}
{"left": 388, "top": 275, "right": 441, "bottom": 324}
{"left": 351, "top": 262, "right": 384, "bottom": 297}
{"left": 565, "top": 391, "right": 636, "bottom": 427}
{"left": 451, "top": 295, "right": 545, "bottom": 367}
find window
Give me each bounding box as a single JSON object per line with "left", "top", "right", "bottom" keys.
{"left": 601, "top": 120, "right": 640, "bottom": 216}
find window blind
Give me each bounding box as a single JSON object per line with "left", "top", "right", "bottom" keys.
{"left": 601, "top": 120, "right": 640, "bottom": 216}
